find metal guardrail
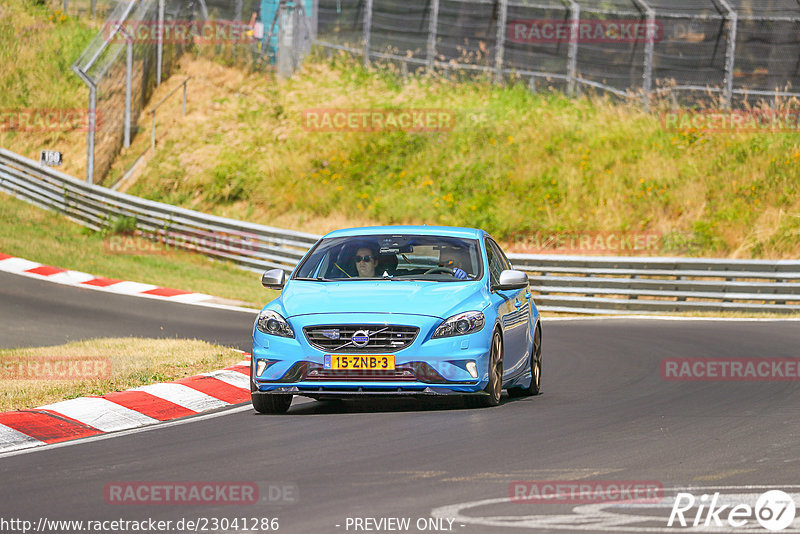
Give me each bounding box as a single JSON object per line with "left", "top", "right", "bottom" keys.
{"left": 0, "top": 148, "right": 318, "bottom": 274}
{"left": 509, "top": 255, "right": 800, "bottom": 314}
{"left": 2, "top": 147, "right": 800, "bottom": 315}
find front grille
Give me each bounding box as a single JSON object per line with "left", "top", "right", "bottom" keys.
{"left": 305, "top": 368, "right": 417, "bottom": 381}
{"left": 303, "top": 325, "right": 419, "bottom": 353}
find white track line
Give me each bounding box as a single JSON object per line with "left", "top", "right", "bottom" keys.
{"left": 0, "top": 405, "right": 253, "bottom": 459}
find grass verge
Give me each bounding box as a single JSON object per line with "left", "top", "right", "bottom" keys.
{"left": 0, "top": 0, "right": 99, "bottom": 179}
{"left": 112, "top": 52, "right": 800, "bottom": 259}
{"left": 0, "top": 192, "right": 275, "bottom": 307}
{"left": 0, "top": 337, "right": 246, "bottom": 411}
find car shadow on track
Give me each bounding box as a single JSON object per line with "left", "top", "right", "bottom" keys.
{"left": 269, "top": 394, "right": 531, "bottom": 415}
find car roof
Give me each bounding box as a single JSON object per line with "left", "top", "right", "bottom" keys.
{"left": 322, "top": 225, "right": 484, "bottom": 240}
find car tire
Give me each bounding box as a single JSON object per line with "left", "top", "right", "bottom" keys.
{"left": 465, "top": 330, "right": 503, "bottom": 408}
{"left": 508, "top": 323, "right": 542, "bottom": 398}
{"left": 252, "top": 393, "right": 293, "bottom": 414}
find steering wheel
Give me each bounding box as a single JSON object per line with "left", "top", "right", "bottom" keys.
{"left": 423, "top": 266, "right": 455, "bottom": 275}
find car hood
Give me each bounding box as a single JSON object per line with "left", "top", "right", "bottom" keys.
{"left": 280, "top": 280, "right": 488, "bottom": 319}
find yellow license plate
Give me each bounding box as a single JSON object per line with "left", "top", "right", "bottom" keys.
{"left": 324, "top": 354, "right": 395, "bottom": 370}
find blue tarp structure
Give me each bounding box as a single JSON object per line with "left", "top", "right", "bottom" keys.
{"left": 260, "top": 0, "right": 314, "bottom": 58}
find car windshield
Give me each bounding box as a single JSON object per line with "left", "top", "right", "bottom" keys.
{"left": 293, "top": 234, "right": 483, "bottom": 281}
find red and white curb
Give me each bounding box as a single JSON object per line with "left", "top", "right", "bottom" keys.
{"left": 0, "top": 355, "right": 253, "bottom": 453}
{"left": 0, "top": 253, "right": 219, "bottom": 305}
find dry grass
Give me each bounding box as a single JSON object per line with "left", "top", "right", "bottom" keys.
{"left": 109, "top": 52, "right": 800, "bottom": 258}
{"left": 0, "top": 337, "right": 246, "bottom": 411}
{"left": 0, "top": 0, "right": 98, "bottom": 179}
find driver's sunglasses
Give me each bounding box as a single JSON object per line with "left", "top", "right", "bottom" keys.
{"left": 355, "top": 255, "right": 373, "bottom": 263}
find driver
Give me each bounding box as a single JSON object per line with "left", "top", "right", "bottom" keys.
{"left": 439, "top": 246, "right": 471, "bottom": 280}
{"left": 354, "top": 246, "right": 378, "bottom": 278}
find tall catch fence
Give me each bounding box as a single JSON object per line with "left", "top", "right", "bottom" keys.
{"left": 55, "top": 0, "right": 121, "bottom": 18}
{"left": 314, "top": 0, "right": 800, "bottom": 107}
{"left": 70, "top": 0, "right": 800, "bottom": 183}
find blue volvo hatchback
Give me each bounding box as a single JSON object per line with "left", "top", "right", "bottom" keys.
{"left": 250, "top": 226, "right": 542, "bottom": 413}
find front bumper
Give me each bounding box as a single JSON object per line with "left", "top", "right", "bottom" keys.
{"left": 252, "top": 312, "right": 491, "bottom": 396}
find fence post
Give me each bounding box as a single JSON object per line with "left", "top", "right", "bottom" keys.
{"left": 494, "top": 0, "right": 508, "bottom": 83}
{"left": 87, "top": 86, "right": 96, "bottom": 184}
{"left": 311, "top": 0, "right": 319, "bottom": 40}
{"left": 566, "top": 0, "right": 579, "bottom": 96}
{"left": 362, "top": 0, "right": 373, "bottom": 67}
{"left": 124, "top": 36, "right": 132, "bottom": 148}
{"left": 426, "top": 0, "right": 440, "bottom": 74}
{"left": 632, "top": 0, "right": 655, "bottom": 110}
{"left": 715, "top": 0, "right": 737, "bottom": 108}
{"left": 91, "top": 0, "right": 96, "bottom": 17}
{"left": 72, "top": 66, "right": 96, "bottom": 184}
{"left": 157, "top": 0, "right": 165, "bottom": 85}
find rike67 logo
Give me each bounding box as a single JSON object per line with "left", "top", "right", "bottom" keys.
{"left": 669, "top": 490, "right": 796, "bottom": 531}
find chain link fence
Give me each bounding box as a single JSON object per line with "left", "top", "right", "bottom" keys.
{"left": 71, "top": 0, "right": 800, "bottom": 184}
{"left": 314, "top": 0, "right": 800, "bottom": 107}
{"left": 56, "top": 0, "right": 121, "bottom": 18}
{"left": 71, "top": 0, "right": 271, "bottom": 184}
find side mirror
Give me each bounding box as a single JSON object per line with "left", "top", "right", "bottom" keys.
{"left": 261, "top": 268, "right": 286, "bottom": 290}
{"left": 494, "top": 269, "right": 528, "bottom": 291}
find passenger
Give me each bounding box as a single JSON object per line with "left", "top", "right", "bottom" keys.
{"left": 439, "top": 247, "right": 471, "bottom": 280}
{"left": 354, "top": 246, "right": 378, "bottom": 278}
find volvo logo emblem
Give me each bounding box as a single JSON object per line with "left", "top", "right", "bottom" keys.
{"left": 351, "top": 330, "right": 370, "bottom": 347}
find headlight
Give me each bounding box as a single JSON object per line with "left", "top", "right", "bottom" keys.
{"left": 256, "top": 310, "right": 294, "bottom": 338}
{"left": 432, "top": 311, "right": 485, "bottom": 338}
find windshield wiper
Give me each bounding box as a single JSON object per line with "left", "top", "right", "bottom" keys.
{"left": 293, "top": 277, "right": 335, "bottom": 282}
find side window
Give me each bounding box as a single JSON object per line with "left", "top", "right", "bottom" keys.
{"left": 484, "top": 238, "right": 503, "bottom": 286}
{"left": 489, "top": 238, "right": 512, "bottom": 271}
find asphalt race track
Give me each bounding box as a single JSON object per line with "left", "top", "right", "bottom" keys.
{"left": 2, "top": 270, "right": 800, "bottom": 533}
